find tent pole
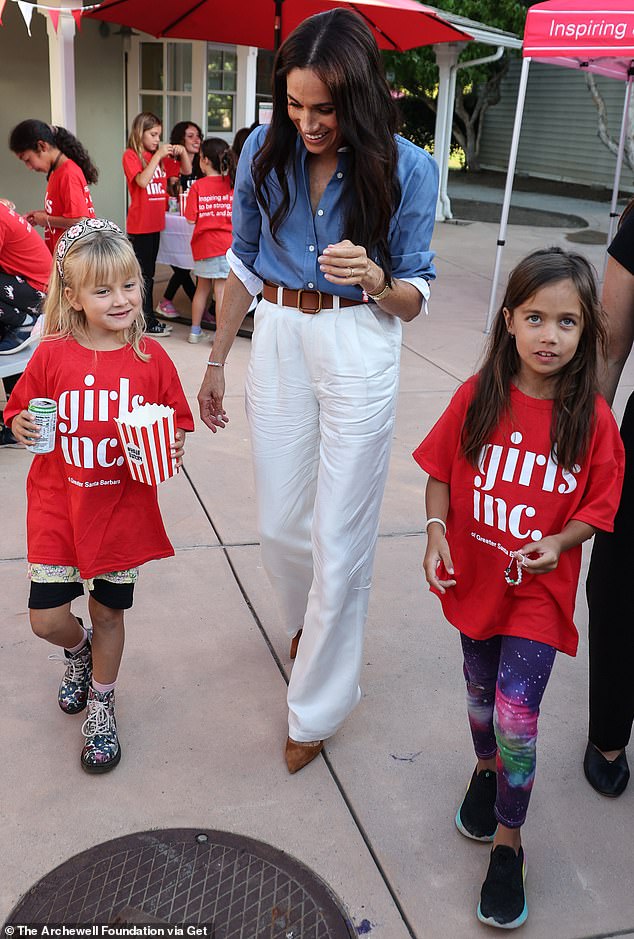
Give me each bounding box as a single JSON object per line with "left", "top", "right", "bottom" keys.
{"left": 485, "top": 56, "right": 531, "bottom": 333}
{"left": 274, "top": 0, "right": 284, "bottom": 51}
{"left": 604, "top": 72, "right": 633, "bottom": 273}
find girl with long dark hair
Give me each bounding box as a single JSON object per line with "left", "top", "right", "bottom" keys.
{"left": 197, "top": 9, "right": 438, "bottom": 773}
{"left": 414, "top": 248, "right": 624, "bottom": 928}
{"left": 184, "top": 138, "right": 236, "bottom": 343}
{"left": 10, "top": 119, "right": 97, "bottom": 253}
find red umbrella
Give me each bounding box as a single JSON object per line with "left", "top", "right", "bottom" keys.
{"left": 87, "top": 0, "right": 472, "bottom": 51}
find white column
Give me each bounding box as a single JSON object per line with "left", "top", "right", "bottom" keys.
{"left": 433, "top": 43, "right": 465, "bottom": 222}
{"left": 45, "top": 2, "right": 77, "bottom": 133}
{"left": 235, "top": 45, "right": 258, "bottom": 131}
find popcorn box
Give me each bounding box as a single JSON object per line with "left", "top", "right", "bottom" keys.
{"left": 114, "top": 404, "right": 177, "bottom": 486}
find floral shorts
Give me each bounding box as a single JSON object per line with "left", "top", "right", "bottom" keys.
{"left": 28, "top": 565, "right": 138, "bottom": 611}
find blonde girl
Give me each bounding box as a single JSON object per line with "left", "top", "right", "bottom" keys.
{"left": 5, "top": 218, "right": 194, "bottom": 773}
{"left": 123, "top": 112, "right": 180, "bottom": 337}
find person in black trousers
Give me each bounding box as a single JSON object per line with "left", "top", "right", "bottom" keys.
{"left": 584, "top": 202, "right": 634, "bottom": 797}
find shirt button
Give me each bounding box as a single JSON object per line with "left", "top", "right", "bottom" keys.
{"left": 308, "top": 282, "right": 314, "bottom": 289}
{"left": 309, "top": 244, "right": 315, "bottom": 252}
{"left": 317, "top": 209, "right": 324, "bottom": 216}
{"left": 336, "top": 172, "right": 343, "bottom": 179}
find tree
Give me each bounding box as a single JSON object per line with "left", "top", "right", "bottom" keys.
{"left": 585, "top": 74, "right": 634, "bottom": 174}
{"left": 385, "top": 0, "right": 528, "bottom": 171}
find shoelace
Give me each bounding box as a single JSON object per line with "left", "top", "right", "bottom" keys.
{"left": 49, "top": 650, "right": 89, "bottom": 683}
{"left": 81, "top": 698, "right": 114, "bottom": 738}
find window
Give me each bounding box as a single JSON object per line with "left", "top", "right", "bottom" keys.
{"left": 206, "top": 45, "right": 237, "bottom": 132}
{"left": 139, "top": 42, "right": 193, "bottom": 132}
{"left": 256, "top": 49, "right": 274, "bottom": 117}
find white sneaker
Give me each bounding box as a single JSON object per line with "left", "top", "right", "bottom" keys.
{"left": 188, "top": 330, "right": 203, "bottom": 344}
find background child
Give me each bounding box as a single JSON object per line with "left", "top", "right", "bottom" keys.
{"left": 4, "top": 218, "right": 194, "bottom": 774}
{"left": 9, "top": 119, "right": 97, "bottom": 254}
{"left": 0, "top": 199, "right": 51, "bottom": 352}
{"left": 184, "top": 137, "right": 235, "bottom": 344}
{"left": 156, "top": 120, "right": 202, "bottom": 321}
{"left": 413, "top": 249, "right": 624, "bottom": 929}
{"left": 123, "top": 112, "right": 181, "bottom": 337}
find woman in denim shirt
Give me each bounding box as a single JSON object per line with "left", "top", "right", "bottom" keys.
{"left": 197, "top": 8, "right": 439, "bottom": 773}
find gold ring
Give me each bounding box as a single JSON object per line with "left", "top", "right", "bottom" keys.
{"left": 348, "top": 266, "right": 354, "bottom": 278}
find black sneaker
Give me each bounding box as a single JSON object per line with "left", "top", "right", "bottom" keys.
{"left": 455, "top": 767, "right": 497, "bottom": 841}
{"left": 146, "top": 321, "right": 172, "bottom": 337}
{"left": 0, "top": 425, "right": 23, "bottom": 448}
{"left": 478, "top": 845, "right": 527, "bottom": 929}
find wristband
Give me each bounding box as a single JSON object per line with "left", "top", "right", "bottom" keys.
{"left": 207, "top": 361, "right": 225, "bottom": 367}
{"left": 425, "top": 517, "right": 447, "bottom": 536}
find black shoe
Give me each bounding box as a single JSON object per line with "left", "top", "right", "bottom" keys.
{"left": 0, "top": 328, "right": 36, "bottom": 354}
{"left": 146, "top": 320, "right": 172, "bottom": 337}
{"left": 478, "top": 845, "right": 527, "bottom": 929}
{"left": 583, "top": 742, "right": 630, "bottom": 797}
{"left": 456, "top": 767, "right": 497, "bottom": 842}
{"left": 0, "top": 425, "right": 23, "bottom": 448}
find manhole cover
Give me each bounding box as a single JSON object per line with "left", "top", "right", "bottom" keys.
{"left": 6, "top": 829, "right": 357, "bottom": 939}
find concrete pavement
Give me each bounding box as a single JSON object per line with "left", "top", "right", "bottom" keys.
{"left": 2, "top": 187, "right": 633, "bottom": 938}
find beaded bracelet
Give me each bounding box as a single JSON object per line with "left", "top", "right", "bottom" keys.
{"left": 504, "top": 552, "right": 526, "bottom": 586}
{"left": 425, "top": 517, "right": 447, "bottom": 536}
{"left": 207, "top": 361, "right": 225, "bottom": 367}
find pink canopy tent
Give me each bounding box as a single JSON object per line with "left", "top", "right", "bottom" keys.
{"left": 486, "top": 0, "right": 634, "bottom": 330}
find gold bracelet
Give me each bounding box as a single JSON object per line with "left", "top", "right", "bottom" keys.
{"left": 367, "top": 280, "right": 391, "bottom": 302}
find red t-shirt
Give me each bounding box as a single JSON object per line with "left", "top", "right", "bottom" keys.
{"left": 184, "top": 175, "right": 233, "bottom": 261}
{"left": 122, "top": 149, "right": 167, "bottom": 235}
{"left": 412, "top": 378, "right": 624, "bottom": 655}
{"left": 162, "top": 156, "right": 181, "bottom": 179}
{"left": 0, "top": 203, "right": 52, "bottom": 292}
{"left": 4, "top": 337, "right": 194, "bottom": 579}
{"left": 44, "top": 159, "right": 95, "bottom": 253}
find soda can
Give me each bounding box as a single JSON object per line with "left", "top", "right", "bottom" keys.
{"left": 27, "top": 398, "right": 57, "bottom": 454}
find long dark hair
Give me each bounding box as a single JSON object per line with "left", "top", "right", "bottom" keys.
{"left": 201, "top": 137, "right": 237, "bottom": 188}
{"left": 9, "top": 119, "right": 98, "bottom": 184}
{"left": 462, "top": 248, "right": 607, "bottom": 471}
{"left": 170, "top": 120, "right": 203, "bottom": 179}
{"left": 252, "top": 9, "right": 400, "bottom": 283}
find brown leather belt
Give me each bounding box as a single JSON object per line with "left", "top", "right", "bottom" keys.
{"left": 262, "top": 281, "right": 361, "bottom": 314}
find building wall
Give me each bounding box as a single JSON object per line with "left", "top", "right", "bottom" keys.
{"left": 0, "top": 3, "right": 125, "bottom": 229}
{"left": 478, "top": 58, "right": 634, "bottom": 193}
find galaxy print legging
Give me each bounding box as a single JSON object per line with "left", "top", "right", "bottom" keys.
{"left": 460, "top": 633, "right": 557, "bottom": 829}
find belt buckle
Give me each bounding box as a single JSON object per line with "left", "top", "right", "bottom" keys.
{"left": 297, "top": 288, "right": 322, "bottom": 314}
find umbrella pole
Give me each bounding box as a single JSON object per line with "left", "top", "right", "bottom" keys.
{"left": 485, "top": 56, "right": 531, "bottom": 334}
{"left": 274, "top": 0, "right": 284, "bottom": 52}
{"left": 604, "top": 71, "right": 633, "bottom": 275}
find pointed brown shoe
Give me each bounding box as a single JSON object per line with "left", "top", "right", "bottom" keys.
{"left": 289, "top": 628, "right": 303, "bottom": 659}
{"left": 285, "top": 736, "right": 323, "bottom": 773}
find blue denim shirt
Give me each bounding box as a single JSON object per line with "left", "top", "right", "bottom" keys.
{"left": 229, "top": 125, "right": 438, "bottom": 303}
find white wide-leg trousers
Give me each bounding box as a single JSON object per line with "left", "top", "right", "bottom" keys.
{"left": 245, "top": 299, "right": 402, "bottom": 741}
